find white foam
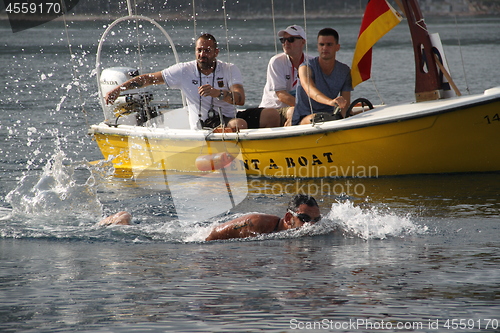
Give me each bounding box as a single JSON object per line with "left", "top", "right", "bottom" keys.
{"left": 5, "top": 148, "right": 104, "bottom": 221}
{"left": 327, "top": 200, "right": 427, "bottom": 240}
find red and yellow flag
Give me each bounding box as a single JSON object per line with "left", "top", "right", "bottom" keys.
{"left": 351, "top": 0, "right": 403, "bottom": 88}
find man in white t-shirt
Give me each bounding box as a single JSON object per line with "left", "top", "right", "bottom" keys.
{"left": 259, "top": 25, "right": 312, "bottom": 126}
{"left": 105, "top": 34, "right": 279, "bottom": 130}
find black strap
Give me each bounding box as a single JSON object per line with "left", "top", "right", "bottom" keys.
{"left": 198, "top": 62, "right": 217, "bottom": 122}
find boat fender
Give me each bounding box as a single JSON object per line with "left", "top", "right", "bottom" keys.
{"left": 195, "top": 152, "right": 235, "bottom": 171}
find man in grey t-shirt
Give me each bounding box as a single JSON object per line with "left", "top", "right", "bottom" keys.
{"left": 292, "top": 28, "right": 353, "bottom": 125}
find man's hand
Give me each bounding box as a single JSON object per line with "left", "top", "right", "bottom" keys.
{"left": 197, "top": 83, "right": 245, "bottom": 105}
{"left": 329, "top": 96, "right": 347, "bottom": 109}
{"left": 104, "top": 87, "right": 121, "bottom": 105}
{"left": 103, "top": 72, "right": 164, "bottom": 105}
{"left": 198, "top": 84, "right": 216, "bottom": 97}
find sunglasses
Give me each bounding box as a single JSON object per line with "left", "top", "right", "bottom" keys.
{"left": 279, "top": 36, "right": 303, "bottom": 44}
{"left": 288, "top": 209, "right": 322, "bottom": 223}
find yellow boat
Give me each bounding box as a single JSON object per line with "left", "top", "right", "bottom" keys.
{"left": 88, "top": 0, "right": 500, "bottom": 179}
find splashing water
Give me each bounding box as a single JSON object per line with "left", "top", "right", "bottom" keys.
{"left": 5, "top": 149, "right": 107, "bottom": 223}
{"left": 2, "top": 135, "right": 425, "bottom": 243}
{"left": 327, "top": 200, "right": 427, "bottom": 240}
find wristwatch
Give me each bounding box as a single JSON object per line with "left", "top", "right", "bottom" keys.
{"left": 218, "top": 89, "right": 224, "bottom": 100}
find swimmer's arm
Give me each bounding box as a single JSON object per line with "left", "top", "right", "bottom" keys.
{"left": 205, "top": 216, "right": 254, "bottom": 241}
{"left": 205, "top": 214, "right": 279, "bottom": 241}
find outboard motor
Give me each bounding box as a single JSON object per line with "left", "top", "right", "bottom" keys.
{"left": 100, "top": 67, "right": 158, "bottom": 126}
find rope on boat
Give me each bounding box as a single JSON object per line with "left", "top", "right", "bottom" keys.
{"left": 60, "top": 0, "right": 89, "bottom": 129}
{"left": 221, "top": 0, "right": 241, "bottom": 130}
{"left": 302, "top": 0, "right": 308, "bottom": 54}
{"left": 454, "top": 15, "right": 470, "bottom": 95}
{"left": 271, "top": 0, "right": 278, "bottom": 54}
{"left": 131, "top": 0, "right": 144, "bottom": 75}
{"left": 301, "top": 0, "right": 316, "bottom": 124}
{"left": 192, "top": 0, "right": 197, "bottom": 40}
{"left": 370, "top": 77, "right": 385, "bottom": 105}
{"left": 198, "top": 1, "right": 237, "bottom": 207}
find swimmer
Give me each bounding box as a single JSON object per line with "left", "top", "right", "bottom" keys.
{"left": 206, "top": 194, "right": 321, "bottom": 241}
{"left": 98, "top": 194, "right": 321, "bottom": 241}
{"left": 97, "top": 211, "right": 132, "bottom": 226}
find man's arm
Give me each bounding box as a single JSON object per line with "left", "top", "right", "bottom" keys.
{"left": 298, "top": 65, "right": 347, "bottom": 110}
{"left": 227, "top": 83, "right": 245, "bottom": 105}
{"left": 267, "top": 56, "right": 294, "bottom": 107}
{"left": 340, "top": 90, "right": 351, "bottom": 118}
{"left": 104, "top": 71, "right": 165, "bottom": 105}
{"left": 198, "top": 83, "right": 245, "bottom": 106}
{"left": 205, "top": 214, "right": 280, "bottom": 241}
{"left": 199, "top": 63, "right": 245, "bottom": 106}
{"left": 275, "top": 90, "right": 296, "bottom": 107}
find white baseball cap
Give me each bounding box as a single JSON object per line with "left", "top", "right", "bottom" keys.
{"left": 278, "top": 25, "right": 306, "bottom": 40}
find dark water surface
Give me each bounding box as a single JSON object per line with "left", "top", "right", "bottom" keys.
{"left": 1, "top": 13, "right": 500, "bottom": 333}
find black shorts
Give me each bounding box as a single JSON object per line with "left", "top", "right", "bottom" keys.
{"left": 236, "top": 107, "right": 263, "bottom": 129}
{"left": 201, "top": 115, "right": 233, "bottom": 129}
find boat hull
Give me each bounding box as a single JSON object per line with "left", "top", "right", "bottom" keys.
{"left": 90, "top": 89, "right": 500, "bottom": 178}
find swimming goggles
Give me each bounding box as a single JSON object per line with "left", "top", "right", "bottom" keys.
{"left": 288, "top": 209, "right": 322, "bottom": 223}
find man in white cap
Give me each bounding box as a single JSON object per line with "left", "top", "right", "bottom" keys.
{"left": 259, "top": 25, "right": 312, "bottom": 126}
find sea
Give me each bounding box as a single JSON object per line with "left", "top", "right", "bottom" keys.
{"left": 1, "top": 12, "right": 500, "bottom": 333}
